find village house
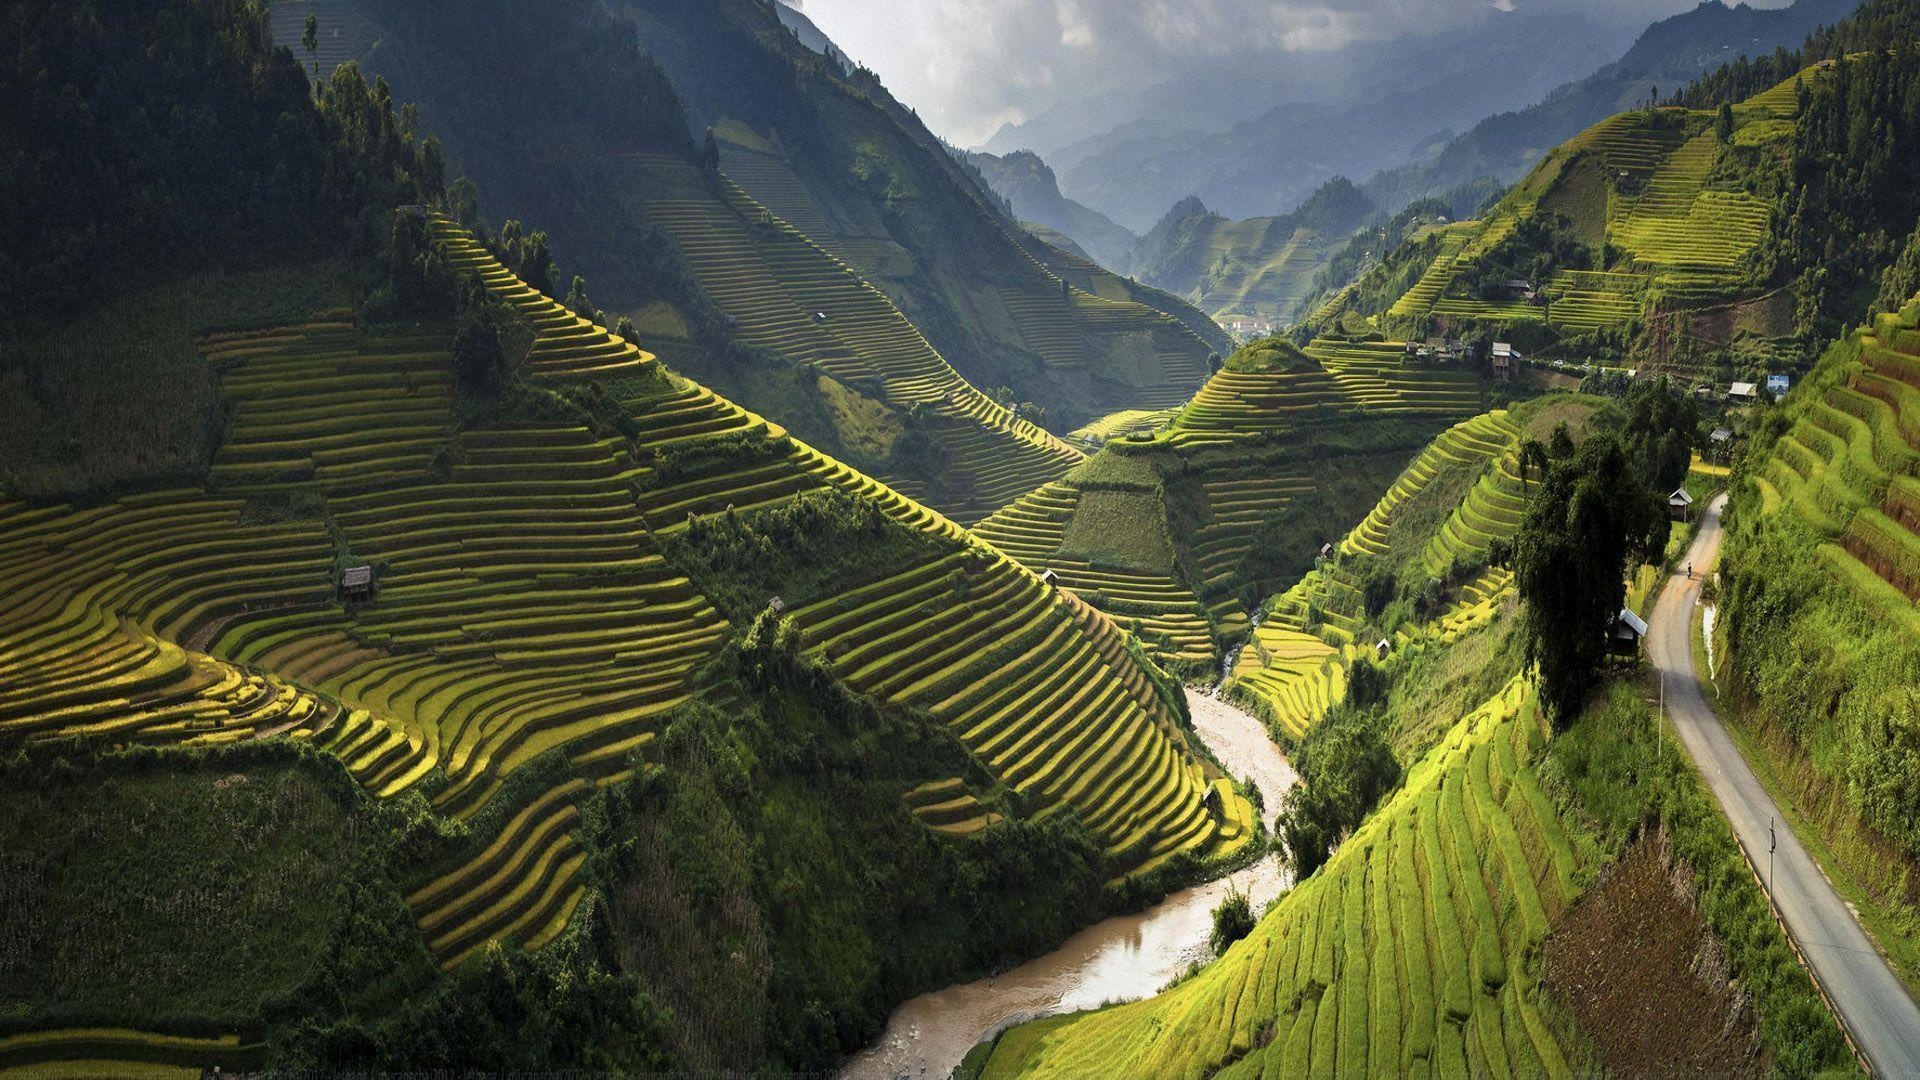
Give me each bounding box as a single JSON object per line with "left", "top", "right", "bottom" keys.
{"left": 1668, "top": 487, "right": 1695, "bottom": 521}
{"left": 1709, "top": 427, "right": 1736, "bottom": 462}
{"left": 1608, "top": 608, "right": 1648, "bottom": 658}
{"left": 338, "top": 564, "right": 376, "bottom": 606}
{"left": 1221, "top": 314, "right": 1276, "bottom": 339}
{"left": 1490, "top": 342, "right": 1521, "bottom": 380}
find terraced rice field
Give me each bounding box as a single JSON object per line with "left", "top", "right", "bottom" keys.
{"left": 904, "top": 777, "right": 1005, "bottom": 836}
{"left": 791, "top": 558, "right": 1252, "bottom": 878}
{"left": 971, "top": 482, "right": 1216, "bottom": 671}
{"left": 1768, "top": 296, "right": 1920, "bottom": 614}
{"left": 1073, "top": 292, "right": 1216, "bottom": 408}
{"left": 1068, "top": 408, "right": 1177, "bottom": 449}
{"left": 1421, "top": 448, "right": 1529, "bottom": 574}
{"left": 1190, "top": 473, "right": 1317, "bottom": 595}
{"left": 0, "top": 220, "right": 1251, "bottom": 1005}
{"left": 429, "top": 217, "right": 654, "bottom": 378}
{"left": 715, "top": 142, "right": 845, "bottom": 256}
{"left": 1565, "top": 112, "right": 1690, "bottom": 192}
{"left": 1341, "top": 412, "right": 1520, "bottom": 559}
{"left": 0, "top": 1028, "right": 260, "bottom": 1078}
{"left": 642, "top": 175, "right": 1081, "bottom": 520}
{"left": 1230, "top": 621, "right": 1343, "bottom": 743}
{"left": 1230, "top": 411, "right": 1523, "bottom": 739}
{"left": 1, "top": 311, "right": 741, "bottom": 970}
{"left": 1000, "top": 286, "right": 1089, "bottom": 372}
{"left": 989, "top": 678, "right": 1582, "bottom": 1078}
{"left": 1609, "top": 130, "right": 1769, "bottom": 302}
{"left": 1392, "top": 94, "right": 1797, "bottom": 328}
{"left": 1170, "top": 360, "right": 1357, "bottom": 446}
{"left": 1744, "top": 62, "right": 1831, "bottom": 119}
{"left": 1306, "top": 339, "right": 1482, "bottom": 418}
{"left": 1387, "top": 225, "right": 1478, "bottom": 320}
{"left": 1544, "top": 270, "right": 1648, "bottom": 333}
{"left": 1428, "top": 296, "right": 1544, "bottom": 324}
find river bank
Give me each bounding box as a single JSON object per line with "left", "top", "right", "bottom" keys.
{"left": 838, "top": 688, "right": 1296, "bottom": 1079}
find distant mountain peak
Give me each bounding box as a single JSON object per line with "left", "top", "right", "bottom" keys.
{"left": 1160, "top": 195, "right": 1212, "bottom": 226}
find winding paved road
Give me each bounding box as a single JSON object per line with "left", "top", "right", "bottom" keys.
{"left": 1648, "top": 494, "right": 1920, "bottom": 1078}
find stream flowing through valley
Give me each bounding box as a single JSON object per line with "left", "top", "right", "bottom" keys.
{"left": 838, "top": 689, "right": 1297, "bottom": 1079}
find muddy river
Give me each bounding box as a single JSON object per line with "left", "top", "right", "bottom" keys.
{"left": 838, "top": 688, "right": 1297, "bottom": 1079}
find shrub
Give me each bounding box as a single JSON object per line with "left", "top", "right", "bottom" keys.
{"left": 1209, "top": 886, "right": 1255, "bottom": 956}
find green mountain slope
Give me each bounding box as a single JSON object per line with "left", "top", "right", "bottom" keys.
{"left": 0, "top": 6, "right": 1255, "bottom": 1072}
{"left": 1364, "top": 0, "right": 1862, "bottom": 213}
{"left": 277, "top": 0, "right": 1095, "bottom": 522}
{"left": 0, "top": 228, "right": 1253, "bottom": 1069}
{"left": 1718, "top": 290, "right": 1920, "bottom": 979}
{"left": 1309, "top": 66, "right": 1826, "bottom": 374}
{"left": 614, "top": 0, "right": 1231, "bottom": 421}
{"left": 982, "top": 672, "right": 1853, "bottom": 1078}
{"left": 1132, "top": 181, "right": 1377, "bottom": 325}
{"left": 968, "top": 149, "right": 1139, "bottom": 273}
{"left": 974, "top": 337, "right": 1494, "bottom": 676}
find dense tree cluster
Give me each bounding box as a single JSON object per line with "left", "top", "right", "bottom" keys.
{"left": 1769, "top": 48, "right": 1920, "bottom": 340}
{"left": 1512, "top": 397, "right": 1685, "bottom": 725}
{"left": 1672, "top": 46, "right": 1807, "bottom": 109}
{"left": 1458, "top": 211, "right": 1593, "bottom": 300}
{"left": 0, "top": 0, "right": 444, "bottom": 337}
{"left": 1274, "top": 705, "right": 1402, "bottom": 877}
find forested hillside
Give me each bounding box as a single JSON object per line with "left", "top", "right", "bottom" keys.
{"left": 614, "top": 0, "right": 1234, "bottom": 416}
{"left": 0, "top": 0, "right": 441, "bottom": 495}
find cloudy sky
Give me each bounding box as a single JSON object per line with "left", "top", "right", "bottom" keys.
{"left": 796, "top": 0, "right": 1754, "bottom": 147}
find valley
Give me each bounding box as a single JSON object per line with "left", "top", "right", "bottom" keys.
{"left": 842, "top": 689, "right": 1297, "bottom": 1080}
{"left": 6, "top": 0, "right": 1920, "bottom": 1075}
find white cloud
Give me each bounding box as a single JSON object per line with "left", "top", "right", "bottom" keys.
{"left": 795, "top": 0, "right": 1720, "bottom": 146}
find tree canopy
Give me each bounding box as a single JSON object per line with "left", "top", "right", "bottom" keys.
{"left": 1513, "top": 432, "right": 1670, "bottom": 725}
{"left": 0, "top": 0, "right": 444, "bottom": 337}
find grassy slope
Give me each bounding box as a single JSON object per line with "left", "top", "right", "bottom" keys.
{"left": 1715, "top": 292, "right": 1920, "bottom": 992}
{"left": 0, "top": 744, "right": 406, "bottom": 1036}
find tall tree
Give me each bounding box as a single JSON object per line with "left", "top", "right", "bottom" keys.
{"left": 1513, "top": 434, "right": 1668, "bottom": 725}
{"left": 302, "top": 13, "right": 319, "bottom": 81}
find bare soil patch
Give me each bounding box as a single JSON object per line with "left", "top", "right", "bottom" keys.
{"left": 1544, "top": 829, "right": 1767, "bottom": 1077}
